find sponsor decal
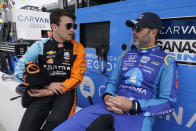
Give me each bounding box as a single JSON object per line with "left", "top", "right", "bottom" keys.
{"left": 125, "top": 68, "right": 143, "bottom": 87}
{"left": 127, "top": 55, "right": 137, "bottom": 62}
{"left": 62, "top": 60, "right": 70, "bottom": 65}
{"left": 152, "top": 108, "right": 174, "bottom": 116}
{"left": 46, "top": 55, "right": 55, "bottom": 59}
{"left": 86, "top": 52, "right": 117, "bottom": 72}
{"left": 121, "top": 85, "right": 147, "bottom": 96}
{"left": 99, "top": 85, "right": 105, "bottom": 96}
{"left": 80, "top": 76, "right": 95, "bottom": 98}
{"left": 47, "top": 59, "right": 53, "bottom": 64}
{"left": 122, "top": 66, "right": 128, "bottom": 71}
{"left": 18, "top": 15, "right": 49, "bottom": 23}
{"left": 157, "top": 17, "right": 196, "bottom": 65}
{"left": 142, "top": 68, "right": 152, "bottom": 74}
{"left": 149, "top": 54, "right": 163, "bottom": 59}
{"left": 46, "top": 51, "right": 56, "bottom": 55}
{"left": 157, "top": 39, "right": 196, "bottom": 65}
{"left": 164, "top": 107, "right": 196, "bottom": 128}
{"left": 64, "top": 52, "right": 70, "bottom": 60}
{"left": 151, "top": 60, "right": 160, "bottom": 66}
{"left": 44, "top": 65, "right": 70, "bottom": 71}
{"left": 140, "top": 56, "right": 151, "bottom": 63}
{"left": 143, "top": 65, "right": 155, "bottom": 71}
{"left": 50, "top": 71, "right": 67, "bottom": 76}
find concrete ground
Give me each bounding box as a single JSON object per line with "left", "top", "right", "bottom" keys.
{"left": 0, "top": 72, "right": 25, "bottom": 131}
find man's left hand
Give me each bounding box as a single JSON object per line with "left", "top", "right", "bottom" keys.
{"left": 28, "top": 89, "right": 54, "bottom": 97}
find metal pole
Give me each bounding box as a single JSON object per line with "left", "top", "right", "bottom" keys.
{"left": 75, "top": 0, "right": 79, "bottom": 9}
{"left": 65, "top": 0, "right": 68, "bottom": 8}
{"left": 86, "top": 0, "right": 90, "bottom": 7}
{"left": 58, "top": 0, "right": 64, "bottom": 9}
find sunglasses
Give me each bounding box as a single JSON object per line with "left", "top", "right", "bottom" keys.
{"left": 133, "top": 26, "right": 143, "bottom": 32}
{"left": 66, "top": 23, "right": 77, "bottom": 30}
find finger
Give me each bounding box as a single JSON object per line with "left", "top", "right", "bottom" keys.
{"left": 110, "top": 107, "right": 123, "bottom": 114}
{"left": 57, "top": 86, "right": 65, "bottom": 94}
{"left": 105, "top": 101, "right": 114, "bottom": 108}
{"left": 52, "top": 89, "right": 59, "bottom": 95}
{"left": 108, "top": 98, "right": 121, "bottom": 107}
{"left": 27, "top": 90, "right": 33, "bottom": 96}
{"left": 106, "top": 107, "right": 112, "bottom": 111}
{"left": 30, "top": 89, "right": 41, "bottom": 93}
{"left": 57, "top": 88, "right": 64, "bottom": 95}
{"left": 116, "top": 95, "right": 127, "bottom": 100}
{"left": 104, "top": 95, "right": 111, "bottom": 101}
{"left": 30, "top": 93, "right": 42, "bottom": 97}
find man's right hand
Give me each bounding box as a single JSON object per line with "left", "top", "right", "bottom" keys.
{"left": 45, "top": 82, "right": 67, "bottom": 95}
{"left": 104, "top": 94, "right": 123, "bottom": 114}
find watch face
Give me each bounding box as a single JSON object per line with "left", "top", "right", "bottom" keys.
{"left": 129, "top": 101, "right": 140, "bottom": 115}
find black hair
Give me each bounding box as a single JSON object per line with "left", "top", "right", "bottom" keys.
{"left": 50, "top": 9, "right": 76, "bottom": 26}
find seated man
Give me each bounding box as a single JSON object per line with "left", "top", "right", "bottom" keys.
{"left": 14, "top": 9, "right": 86, "bottom": 131}
{"left": 54, "top": 12, "right": 178, "bottom": 131}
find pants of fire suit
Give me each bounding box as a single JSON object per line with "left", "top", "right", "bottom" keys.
{"left": 53, "top": 101, "right": 155, "bottom": 131}
{"left": 18, "top": 89, "right": 75, "bottom": 131}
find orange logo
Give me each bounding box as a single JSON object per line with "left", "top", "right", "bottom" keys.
{"left": 47, "top": 59, "right": 54, "bottom": 64}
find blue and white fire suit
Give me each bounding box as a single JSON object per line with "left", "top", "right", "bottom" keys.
{"left": 54, "top": 45, "right": 178, "bottom": 131}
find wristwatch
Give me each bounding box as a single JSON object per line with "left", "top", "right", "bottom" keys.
{"left": 129, "top": 101, "right": 141, "bottom": 115}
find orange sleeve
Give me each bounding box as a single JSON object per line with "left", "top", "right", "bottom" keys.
{"left": 62, "top": 41, "right": 86, "bottom": 91}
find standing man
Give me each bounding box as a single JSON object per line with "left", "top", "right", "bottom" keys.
{"left": 14, "top": 9, "right": 86, "bottom": 131}
{"left": 54, "top": 12, "right": 178, "bottom": 131}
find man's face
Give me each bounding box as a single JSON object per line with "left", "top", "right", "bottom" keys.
{"left": 53, "top": 16, "right": 75, "bottom": 41}
{"left": 132, "top": 27, "right": 151, "bottom": 48}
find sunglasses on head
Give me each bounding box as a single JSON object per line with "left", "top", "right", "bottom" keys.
{"left": 133, "top": 26, "right": 143, "bottom": 32}
{"left": 66, "top": 23, "right": 77, "bottom": 30}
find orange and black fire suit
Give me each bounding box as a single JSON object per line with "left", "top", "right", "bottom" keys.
{"left": 14, "top": 37, "right": 86, "bottom": 131}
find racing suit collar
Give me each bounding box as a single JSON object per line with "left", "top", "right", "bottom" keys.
{"left": 134, "top": 45, "right": 160, "bottom": 54}
{"left": 50, "top": 37, "right": 71, "bottom": 48}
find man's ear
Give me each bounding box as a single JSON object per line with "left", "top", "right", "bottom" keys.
{"left": 151, "top": 29, "right": 158, "bottom": 37}
{"left": 51, "top": 24, "right": 57, "bottom": 31}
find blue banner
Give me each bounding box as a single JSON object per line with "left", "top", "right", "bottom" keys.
{"left": 159, "top": 17, "right": 196, "bottom": 40}
{"left": 153, "top": 17, "right": 196, "bottom": 131}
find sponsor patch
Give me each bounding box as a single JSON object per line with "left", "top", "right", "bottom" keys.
{"left": 140, "top": 56, "right": 151, "bottom": 63}
{"left": 151, "top": 60, "right": 160, "bottom": 66}
{"left": 64, "top": 52, "right": 70, "bottom": 59}
{"left": 46, "top": 51, "right": 56, "bottom": 55}
{"left": 47, "top": 59, "right": 53, "bottom": 64}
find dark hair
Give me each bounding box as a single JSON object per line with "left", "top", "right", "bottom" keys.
{"left": 50, "top": 9, "right": 76, "bottom": 26}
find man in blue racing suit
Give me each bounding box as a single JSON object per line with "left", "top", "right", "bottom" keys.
{"left": 54, "top": 12, "right": 178, "bottom": 131}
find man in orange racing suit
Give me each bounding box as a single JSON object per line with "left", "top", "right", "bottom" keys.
{"left": 14, "top": 9, "right": 86, "bottom": 131}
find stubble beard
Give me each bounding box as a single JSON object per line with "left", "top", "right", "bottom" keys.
{"left": 137, "top": 30, "right": 151, "bottom": 48}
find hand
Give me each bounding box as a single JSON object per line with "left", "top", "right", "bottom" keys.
{"left": 104, "top": 95, "right": 123, "bottom": 114}
{"left": 114, "top": 96, "right": 133, "bottom": 112}
{"left": 27, "top": 89, "right": 54, "bottom": 97}
{"left": 104, "top": 95, "right": 132, "bottom": 114}
{"left": 45, "top": 82, "right": 67, "bottom": 95}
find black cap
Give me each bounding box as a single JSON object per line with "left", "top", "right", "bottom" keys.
{"left": 126, "top": 12, "right": 162, "bottom": 31}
